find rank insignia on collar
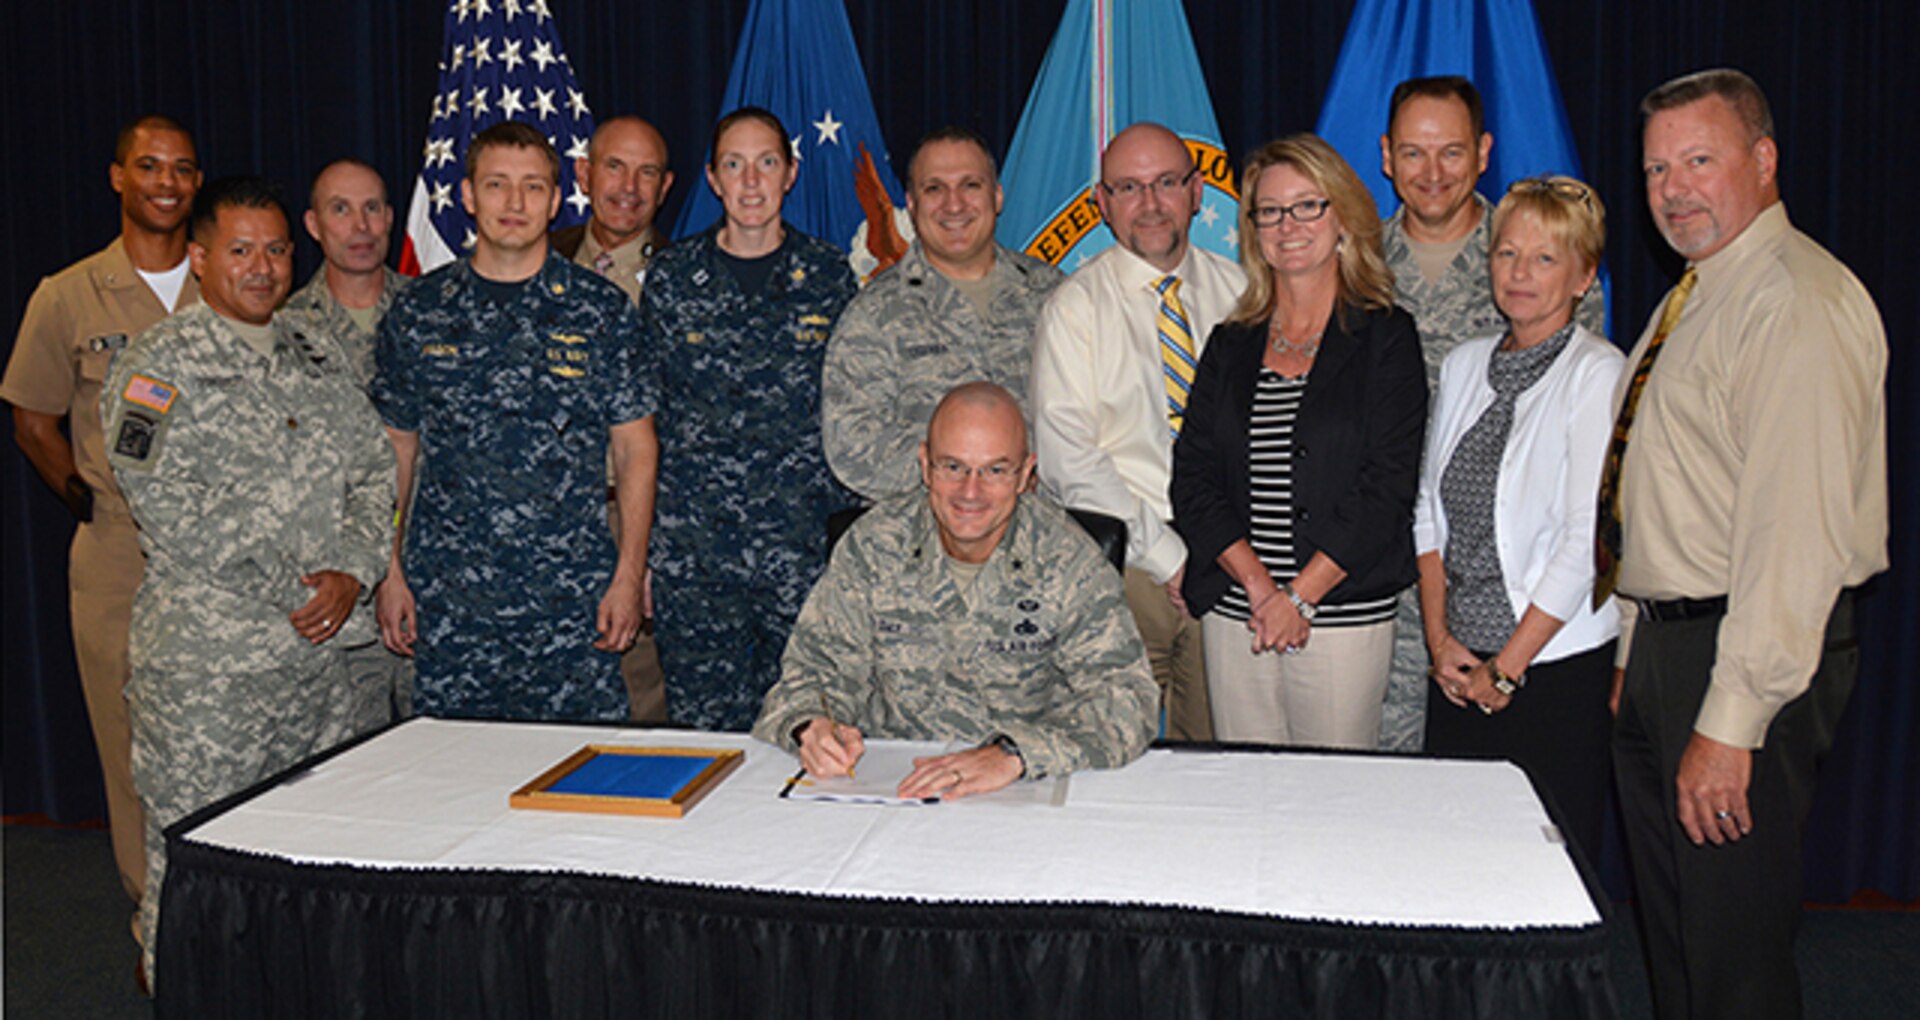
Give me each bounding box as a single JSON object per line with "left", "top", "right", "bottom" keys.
{"left": 550, "top": 283, "right": 566, "bottom": 295}
{"left": 692, "top": 269, "right": 710, "bottom": 286}
{"left": 789, "top": 267, "right": 807, "bottom": 284}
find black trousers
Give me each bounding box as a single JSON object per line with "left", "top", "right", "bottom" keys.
{"left": 1612, "top": 593, "right": 1857, "bottom": 1020}
{"left": 1425, "top": 641, "right": 1615, "bottom": 863}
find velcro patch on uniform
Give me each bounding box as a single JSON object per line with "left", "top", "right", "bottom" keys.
{"left": 122, "top": 374, "right": 177, "bottom": 414}
{"left": 112, "top": 411, "right": 160, "bottom": 463}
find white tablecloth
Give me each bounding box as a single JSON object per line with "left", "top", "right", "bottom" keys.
{"left": 185, "top": 717, "right": 1600, "bottom": 929}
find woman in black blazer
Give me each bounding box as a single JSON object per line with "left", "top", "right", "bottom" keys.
{"left": 1171, "top": 135, "right": 1427, "bottom": 748}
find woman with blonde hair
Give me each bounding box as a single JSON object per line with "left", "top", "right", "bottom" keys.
{"left": 1172, "top": 135, "right": 1427, "bottom": 748}
{"left": 1415, "top": 175, "right": 1624, "bottom": 858}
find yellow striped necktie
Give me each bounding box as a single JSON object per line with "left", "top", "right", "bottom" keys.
{"left": 1157, "top": 274, "right": 1198, "bottom": 438}
{"left": 1593, "top": 266, "right": 1699, "bottom": 609}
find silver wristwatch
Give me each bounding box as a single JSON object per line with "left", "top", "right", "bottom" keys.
{"left": 1281, "top": 582, "right": 1318, "bottom": 622}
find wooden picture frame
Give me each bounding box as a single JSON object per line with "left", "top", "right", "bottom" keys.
{"left": 509, "top": 745, "right": 745, "bottom": 818}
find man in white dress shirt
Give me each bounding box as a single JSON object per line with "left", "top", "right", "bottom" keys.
{"left": 1030, "top": 122, "right": 1246, "bottom": 741}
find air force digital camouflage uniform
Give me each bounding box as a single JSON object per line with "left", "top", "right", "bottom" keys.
{"left": 752, "top": 491, "right": 1158, "bottom": 775}
{"left": 642, "top": 225, "right": 857, "bottom": 731}
{"left": 372, "top": 254, "right": 654, "bottom": 722}
{"left": 821, "top": 241, "right": 1064, "bottom": 500}
{"left": 282, "top": 265, "right": 409, "bottom": 389}
{"left": 1379, "top": 192, "right": 1609, "bottom": 752}
{"left": 283, "top": 264, "right": 413, "bottom": 727}
{"left": 102, "top": 302, "right": 394, "bottom": 976}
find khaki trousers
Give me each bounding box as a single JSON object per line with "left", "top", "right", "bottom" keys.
{"left": 1122, "top": 567, "right": 1211, "bottom": 741}
{"left": 1203, "top": 613, "right": 1394, "bottom": 749}
{"left": 69, "top": 514, "right": 146, "bottom": 905}
{"left": 620, "top": 628, "right": 669, "bottom": 723}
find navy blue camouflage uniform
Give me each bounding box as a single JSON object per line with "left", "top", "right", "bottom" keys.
{"left": 372, "top": 253, "right": 655, "bottom": 721}
{"left": 641, "top": 224, "right": 857, "bottom": 731}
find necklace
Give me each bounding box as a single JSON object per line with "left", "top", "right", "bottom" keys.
{"left": 1268, "top": 319, "right": 1324, "bottom": 358}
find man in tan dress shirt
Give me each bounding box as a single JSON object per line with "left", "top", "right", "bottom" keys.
{"left": 1611, "top": 69, "right": 1887, "bottom": 1020}
{"left": 548, "top": 114, "right": 675, "bottom": 722}
{"left": 2, "top": 115, "right": 201, "bottom": 917}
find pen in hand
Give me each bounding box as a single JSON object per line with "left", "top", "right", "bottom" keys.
{"left": 820, "top": 692, "right": 855, "bottom": 779}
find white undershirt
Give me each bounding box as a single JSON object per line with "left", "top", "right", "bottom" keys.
{"left": 137, "top": 257, "right": 192, "bottom": 312}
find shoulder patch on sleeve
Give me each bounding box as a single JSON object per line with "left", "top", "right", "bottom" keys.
{"left": 112, "top": 411, "right": 160, "bottom": 463}
{"left": 122, "top": 374, "right": 178, "bottom": 414}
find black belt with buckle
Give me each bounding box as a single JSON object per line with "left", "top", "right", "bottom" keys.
{"left": 1632, "top": 595, "right": 1729, "bottom": 622}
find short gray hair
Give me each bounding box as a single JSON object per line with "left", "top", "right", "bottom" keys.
{"left": 1640, "top": 68, "right": 1774, "bottom": 143}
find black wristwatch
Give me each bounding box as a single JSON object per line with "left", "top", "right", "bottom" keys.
{"left": 1488, "top": 660, "right": 1526, "bottom": 697}
{"left": 982, "top": 733, "right": 1027, "bottom": 778}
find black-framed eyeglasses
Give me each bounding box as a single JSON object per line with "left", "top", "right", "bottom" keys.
{"left": 1250, "top": 198, "right": 1332, "bottom": 228}
{"left": 1099, "top": 167, "right": 1198, "bottom": 201}
{"left": 1507, "top": 177, "right": 1595, "bottom": 210}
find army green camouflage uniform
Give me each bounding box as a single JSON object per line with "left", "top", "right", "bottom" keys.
{"left": 752, "top": 491, "right": 1158, "bottom": 777}
{"left": 282, "top": 264, "right": 413, "bottom": 728}
{"left": 282, "top": 265, "right": 408, "bottom": 389}
{"left": 821, "top": 241, "right": 1063, "bottom": 500}
{"left": 1380, "top": 193, "right": 1609, "bottom": 752}
{"left": 102, "top": 303, "right": 394, "bottom": 978}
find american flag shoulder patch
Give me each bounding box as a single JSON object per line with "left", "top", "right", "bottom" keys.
{"left": 123, "top": 375, "right": 178, "bottom": 414}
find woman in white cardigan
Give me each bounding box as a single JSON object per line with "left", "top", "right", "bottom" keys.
{"left": 1414, "top": 176, "right": 1624, "bottom": 860}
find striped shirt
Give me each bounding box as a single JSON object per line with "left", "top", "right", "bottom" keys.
{"left": 1215, "top": 368, "right": 1398, "bottom": 627}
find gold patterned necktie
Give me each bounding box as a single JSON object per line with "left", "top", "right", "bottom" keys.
{"left": 1593, "top": 266, "right": 1699, "bottom": 609}
{"left": 1157, "top": 274, "right": 1198, "bottom": 438}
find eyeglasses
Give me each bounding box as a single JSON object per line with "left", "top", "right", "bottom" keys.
{"left": 1250, "top": 198, "right": 1332, "bottom": 228}
{"left": 1507, "top": 177, "right": 1595, "bottom": 210}
{"left": 928, "top": 457, "right": 1024, "bottom": 487}
{"left": 1099, "top": 167, "right": 1197, "bottom": 201}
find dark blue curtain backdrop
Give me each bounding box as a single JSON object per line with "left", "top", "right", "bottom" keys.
{"left": 4, "top": 1, "right": 1913, "bottom": 902}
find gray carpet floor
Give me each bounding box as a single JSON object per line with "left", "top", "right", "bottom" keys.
{"left": 4, "top": 821, "right": 1916, "bottom": 1017}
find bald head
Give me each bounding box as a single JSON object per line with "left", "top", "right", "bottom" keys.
{"left": 577, "top": 116, "right": 674, "bottom": 249}
{"left": 305, "top": 159, "right": 393, "bottom": 277}
{"left": 920, "top": 382, "right": 1034, "bottom": 564}
{"left": 1102, "top": 123, "right": 1190, "bottom": 180}
{"left": 1096, "top": 122, "right": 1201, "bottom": 271}
{"left": 927, "top": 382, "right": 1027, "bottom": 453}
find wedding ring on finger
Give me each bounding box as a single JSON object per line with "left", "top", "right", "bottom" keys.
{"left": 1715, "top": 810, "right": 1733, "bottom": 821}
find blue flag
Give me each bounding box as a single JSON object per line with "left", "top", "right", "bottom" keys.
{"left": 671, "top": 0, "right": 904, "bottom": 278}
{"left": 997, "top": 0, "right": 1240, "bottom": 273}
{"left": 401, "top": 0, "right": 595, "bottom": 275}
{"left": 1315, "top": 0, "right": 1588, "bottom": 219}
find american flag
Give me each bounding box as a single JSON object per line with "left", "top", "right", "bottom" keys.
{"left": 399, "top": 0, "right": 596, "bottom": 276}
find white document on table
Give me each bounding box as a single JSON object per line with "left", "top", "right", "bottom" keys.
{"left": 779, "top": 741, "right": 1067, "bottom": 807}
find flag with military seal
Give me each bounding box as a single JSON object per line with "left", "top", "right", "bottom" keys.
{"left": 997, "top": 0, "right": 1240, "bottom": 272}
